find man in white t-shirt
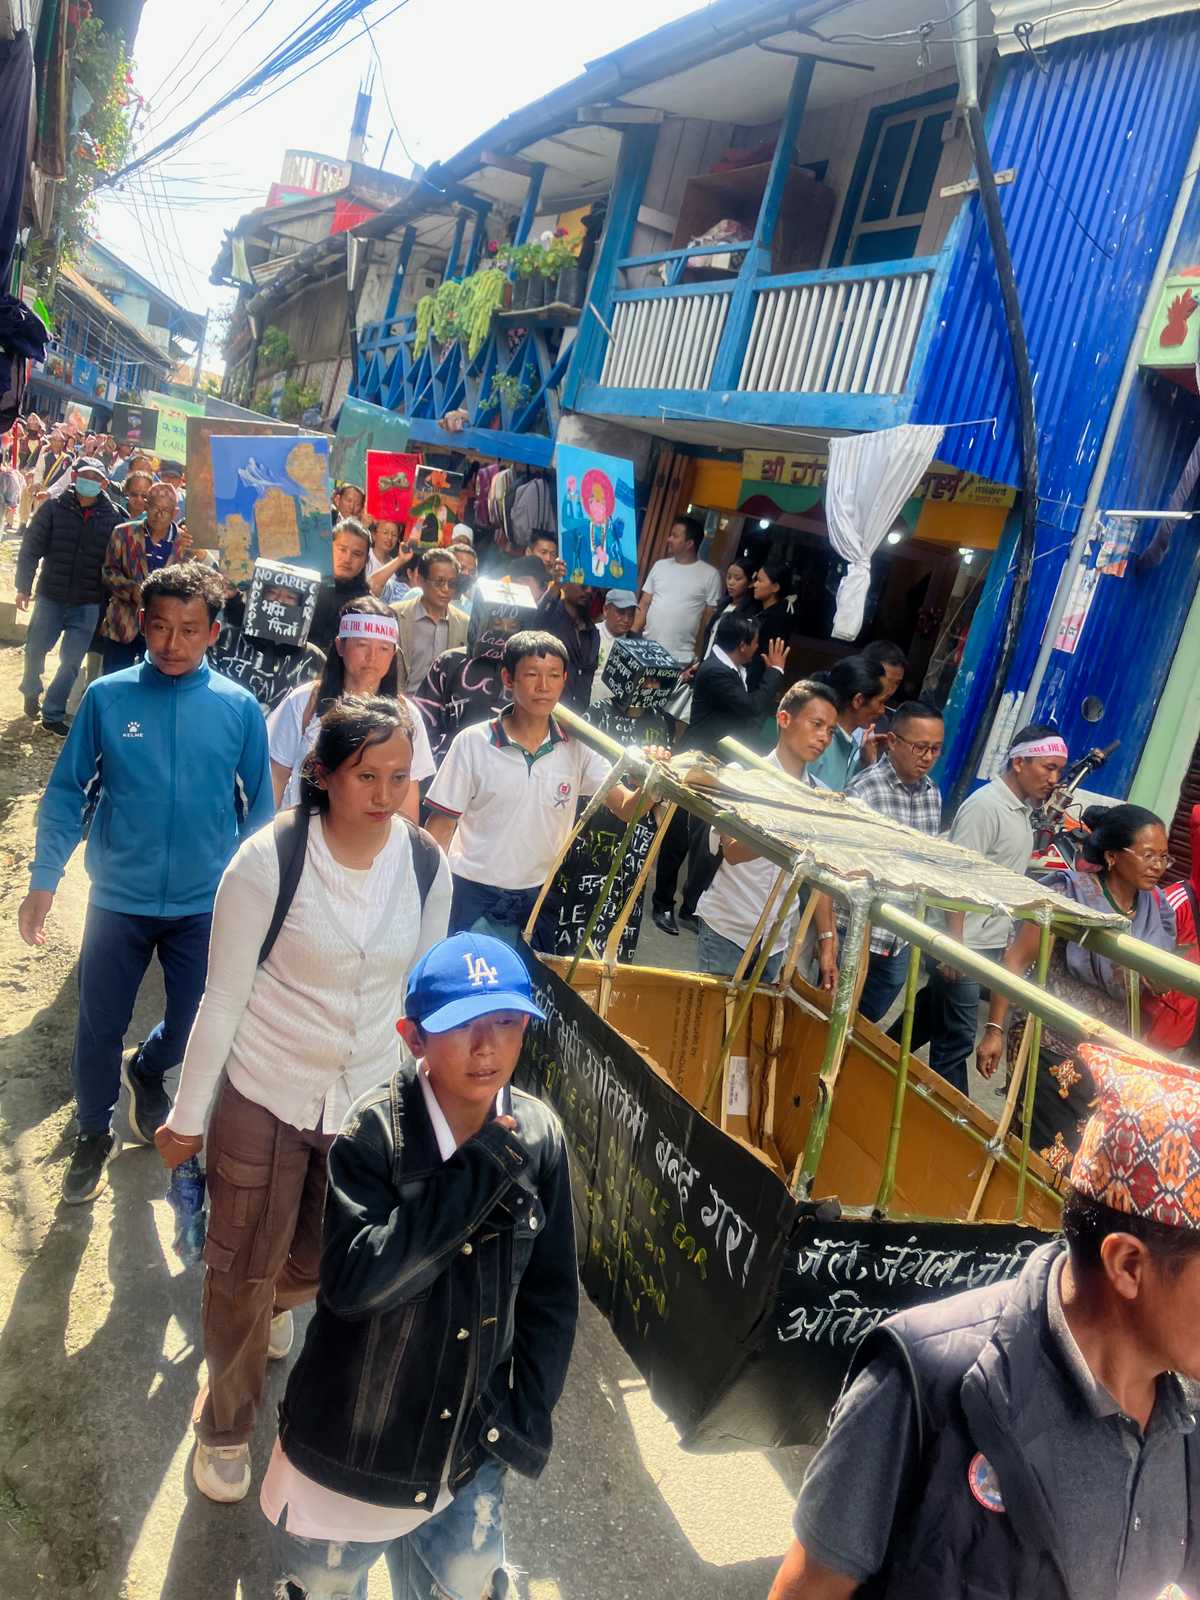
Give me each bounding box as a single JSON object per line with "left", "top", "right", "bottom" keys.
{"left": 635, "top": 516, "right": 722, "bottom": 669}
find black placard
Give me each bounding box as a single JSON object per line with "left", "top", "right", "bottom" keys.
{"left": 244, "top": 559, "right": 320, "bottom": 648}
{"left": 601, "top": 635, "right": 680, "bottom": 709}
{"left": 516, "top": 947, "right": 795, "bottom": 1437}
{"left": 112, "top": 401, "right": 158, "bottom": 447}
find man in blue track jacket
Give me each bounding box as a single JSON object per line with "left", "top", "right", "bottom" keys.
{"left": 17, "top": 561, "right": 273, "bottom": 1204}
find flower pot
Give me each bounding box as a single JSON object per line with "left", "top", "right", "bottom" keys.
{"left": 526, "top": 272, "right": 549, "bottom": 309}
{"left": 556, "top": 265, "right": 586, "bottom": 308}
{"left": 502, "top": 279, "right": 513, "bottom": 310}
{"left": 510, "top": 275, "right": 530, "bottom": 311}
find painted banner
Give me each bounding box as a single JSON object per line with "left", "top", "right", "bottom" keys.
{"left": 330, "top": 395, "right": 411, "bottom": 491}
{"left": 185, "top": 415, "right": 298, "bottom": 549}
{"left": 406, "top": 465, "right": 465, "bottom": 544}
{"left": 556, "top": 444, "right": 637, "bottom": 588}
{"left": 72, "top": 355, "right": 101, "bottom": 398}
{"left": 365, "top": 449, "right": 420, "bottom": 523}
{"left": 210, "top": 433, "right": 333, "bottom": 583}
{"left": 143, "top": 390, "right": 204, "bottom": 463}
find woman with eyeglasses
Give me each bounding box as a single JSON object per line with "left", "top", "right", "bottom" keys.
{"left": 977, "top": 803, "right": 1194, "bottom": 1166}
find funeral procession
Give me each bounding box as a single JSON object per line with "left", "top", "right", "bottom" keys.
{"left": 7, "top": 0, "right": 1200, "bottom": 1596}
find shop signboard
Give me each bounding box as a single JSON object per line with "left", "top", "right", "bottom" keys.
{"left": 738, "top": 450, "right": 1017, "bottom": 518}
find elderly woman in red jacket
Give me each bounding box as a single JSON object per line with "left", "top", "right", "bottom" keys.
{"left": 99, "top": 479, "right": 190, "bottom": 674}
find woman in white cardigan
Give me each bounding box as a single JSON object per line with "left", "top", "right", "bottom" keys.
{"left": 155, "top": 695, "right": 450, "bottom": 1506}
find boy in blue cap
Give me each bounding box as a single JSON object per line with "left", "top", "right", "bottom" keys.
{"left": 264, "top": 933, "right": 577, "bottom": 1600}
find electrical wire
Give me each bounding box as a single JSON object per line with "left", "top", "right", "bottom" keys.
{"left": 106, "top": 0, "right": 402, "bottom": 185}
{"left": 361, "top": 11, "right": 417, "bottom": 169}
{"left": 142, "top": 0, "right": 245, "bottom": 116}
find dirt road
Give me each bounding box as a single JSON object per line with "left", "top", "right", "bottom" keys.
{"left": 0, "top": 618, "right": 806, "bottom": 1600}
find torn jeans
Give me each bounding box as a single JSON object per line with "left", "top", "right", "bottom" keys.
{"left": 271, "top": 1454, "right": 511, "bottom": 1600}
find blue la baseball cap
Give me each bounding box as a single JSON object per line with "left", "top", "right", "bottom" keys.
{"left": 403, "top": 933, "right": 546, "bottom": 1034}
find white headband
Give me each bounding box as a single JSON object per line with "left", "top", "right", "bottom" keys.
{"left": 338, "top": 612, "right": 398, "bottom": 644}
{"left": 1008, "top": 736, "right": 1067, "bottom": 762}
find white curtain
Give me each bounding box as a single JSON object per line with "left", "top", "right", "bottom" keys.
{"left": 825, "top": 423, "right": 945, "bottom": 640}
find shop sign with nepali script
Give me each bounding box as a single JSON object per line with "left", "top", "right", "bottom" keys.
{"left": 739, "top": 451, "right": 1016, "bottom": 517}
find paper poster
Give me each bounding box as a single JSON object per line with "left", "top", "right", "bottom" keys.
{"left": 142, "top": 390, "right": 204, "bottom": 463}
{"left": 406, "top": 465, "right": 465, "bottom": 544}
{"left": 365, "top": 450, "right": 420, "bottom": 523}
{"left": 185, "top": 415, "right": 298, "bottom": 548}
{"left": 112, "top": 402, "right": 158, "bottom": 448}
{"left": 330, "top": 396, "right": 411, "bottom": 492}
{"left": 1097, "top": 516, "right": 1136, "bottom": 578}
{"left": 1051, "top": 559, "right": 1099, "bottom": 655}
{"left": 63, "top": 401, "right": 92, "bottom": 433}
{"left": 72, "top": 355, "right": 102, "bottom": 398}
{"left": 210, "top": 433, "right": 333, "bottom": 583}
{"left": 556, "top": 444, "right": 637, "bottom": 589}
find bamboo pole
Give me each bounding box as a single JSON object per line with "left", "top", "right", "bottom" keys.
{"left": 873, "top": 900, "right": 925, "bottom": 1217}
{"left": 966, "top": 1020, "right": 1034, "bottom": 1223}
{"left": 701, "top": 871, "right": 805, "bottom": 1121}
{"left": 793, "top": 894, "right": 870, "bottom": 1197}
{"left": 1015, "top": 912, "right": 1053, "bottom": 1219}
{"left": 1127, "top": 965, "right": 1141, "bottom": 1037}
{"left": 1083, "top": 926, "right": 1200, "bottom": 1002}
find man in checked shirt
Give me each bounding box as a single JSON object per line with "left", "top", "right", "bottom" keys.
{"left": 845, "top": 701, "right": 944, "bottom": 1024}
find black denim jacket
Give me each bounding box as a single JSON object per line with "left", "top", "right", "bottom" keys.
{"left": 277, "top": 1061, "right": 578, "bottom": 1508}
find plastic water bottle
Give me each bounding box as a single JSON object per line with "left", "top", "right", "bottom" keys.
{"left": 167, "top": 1156, "right": 207, "bottom": 1267}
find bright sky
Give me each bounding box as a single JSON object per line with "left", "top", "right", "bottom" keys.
{"left": 93, "top": 0, "right": 701, "bottom": 365}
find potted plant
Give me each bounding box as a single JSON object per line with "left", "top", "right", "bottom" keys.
{"left": 543, "top": 228, "right": 584, "bottom": 307}
{"left": 460, "top": 265, "right": 508, "bottom": 359}
{"left": 500, "top": 242, "right": 543, "bottom": 311}
{"left": 488, "top": 372, "right": 528, "bottom": 412}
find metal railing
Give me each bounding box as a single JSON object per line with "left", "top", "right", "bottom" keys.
{"left": 598, "top": 285, "right": 732, "bottom": 391}
{"left": 738, "top": 261, "right": 936, "bottom": 396}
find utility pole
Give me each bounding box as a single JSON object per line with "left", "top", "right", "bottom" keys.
{"left": 192, "top": 308, "right": 209, "bottom": 397}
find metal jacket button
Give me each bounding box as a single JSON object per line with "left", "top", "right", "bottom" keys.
{"left": 461, "top": 1242, "right": 473, "bottom": 1255}
{"left": 457, "top": 1328, "right": 469, "bottom": 1340}
{"left": 486, "top": 1427, "right": 500, "bottom": 1443}
{"left": 529, "top": 1215, "right": 538, "bottom": 1230}
{"left": 415, "top": 1491, "right": 427, "bottom": 1503}
{"left": 440, "top": 1409, "right": 452, "bottom": 1420}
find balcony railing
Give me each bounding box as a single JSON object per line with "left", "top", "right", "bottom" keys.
{"left": 596, "top": 253, "right": 939, "bottom": 401}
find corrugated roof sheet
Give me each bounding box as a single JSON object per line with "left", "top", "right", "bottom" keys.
{"left": 991, "top": 0, "right": 1198, "bottom": 54}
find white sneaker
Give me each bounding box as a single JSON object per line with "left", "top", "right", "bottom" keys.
{"left": 192, "top": 1441, "right": 251, "bottom": 1503}
{"left": 267, "top": 1309, "right": 294, "bottom": 1361}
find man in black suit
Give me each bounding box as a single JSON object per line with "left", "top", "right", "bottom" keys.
{"left": 652, "top": 612, "right": 789, "bottom": 936}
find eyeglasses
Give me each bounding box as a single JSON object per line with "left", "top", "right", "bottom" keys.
{"left": 425, "top": 575, "right": 456, "bottom": 589}
{"left": 1120, "top": 848, "right": 1173, "bottom": 870}
{"left": 892, "top": 734, "right": 944, "bottom": 759}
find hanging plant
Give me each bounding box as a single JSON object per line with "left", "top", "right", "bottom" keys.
{"left": 461, "top": 267, "right": 507, "bottom": 360}
{"left": 414, "top": 294, "right": 435, "bottom": 352}
{"left": 488, "top": 372, "right": 528, "bottom": 410}
{"left": 432, "top": 279, "right": 465, "bottom": 344}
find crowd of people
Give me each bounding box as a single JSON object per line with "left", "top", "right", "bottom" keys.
{"left": 7, "top": 410, "right": 1200, "bottom": 1597}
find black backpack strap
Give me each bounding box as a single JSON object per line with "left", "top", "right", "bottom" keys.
{"left": 401, "top": 817, "right": 442, "bottom": 909}
{"left": 258, "top": 806, "right": 311, "bottom": 966}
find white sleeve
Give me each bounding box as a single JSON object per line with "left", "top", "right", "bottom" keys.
{"left": 426, "top": 728, "right": 477, "bottom": 818}
{"left": 704, "top": 567, "right": 723, "bottom": 607}
{"left": 416, "top": 852, "right": 453, "bottom": 957}
{"left": 267, "top": 687, "right": 306, "bottom": 769}
{"left": 168, "top": 836, "right": 278, "bottom": 1137}
{"left": 404, "top": 696, "right": 436, "bottom": 783}
{"left": 642, "top": 561, "right": 662, "bottom": 596}
{"left": 581, "top": 743, "right": 617, "bottom": 796}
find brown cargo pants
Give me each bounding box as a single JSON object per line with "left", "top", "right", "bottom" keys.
{"left": 195, "top": 1077, "right": 335, "bottom": 1447}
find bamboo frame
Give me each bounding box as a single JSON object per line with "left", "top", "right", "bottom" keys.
{"left": 966, "top": 1021, "right": 1034, "bottom": 1223}
{"left": 873, "top": 898, "right": 925, "bottom": 1217}
{"left": 793, "top": 894, "right": 871, "bottom": 1197}
{"left": 1014, "top": 912, "right": 1053, "bottom": 1218}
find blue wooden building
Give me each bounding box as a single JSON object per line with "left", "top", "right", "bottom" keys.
{"left": 348, "top": 0, "right": 1200, "bottom": 830}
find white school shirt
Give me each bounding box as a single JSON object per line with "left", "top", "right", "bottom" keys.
{"left": 426, "top": 711, "right": 614, "bottom": 890}
{"left": 259, "top": 1070, "right": 500, "bottom": 1541}
{"left": 696, "top": 750, "right": 813, "bottom": 959}
{"left": 267, "top": 683, "right": 436, "bottom": 808}
{"left": 641, "top": 557, "right": 723, "bottom": 665}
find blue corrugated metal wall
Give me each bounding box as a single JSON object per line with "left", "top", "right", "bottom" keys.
{"left": 916, "top": 13, "right": 1200, "bottom": 794}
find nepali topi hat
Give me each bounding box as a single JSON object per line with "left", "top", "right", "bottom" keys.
{"left": 1069, "top": 1043, "right": 1200, "bottom": 1228}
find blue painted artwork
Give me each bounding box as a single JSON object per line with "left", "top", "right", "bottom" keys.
{"left": 72, "top": 355, "right": 100, "bottom": 397}
{"left": 210, "top": 433, "right": 333, "bottom": 583}
{"left": 556, "top": 444, "right": 637, "bottom": 590}
{"left": 331, "top": 396, "right": 411, "bottom": 492}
